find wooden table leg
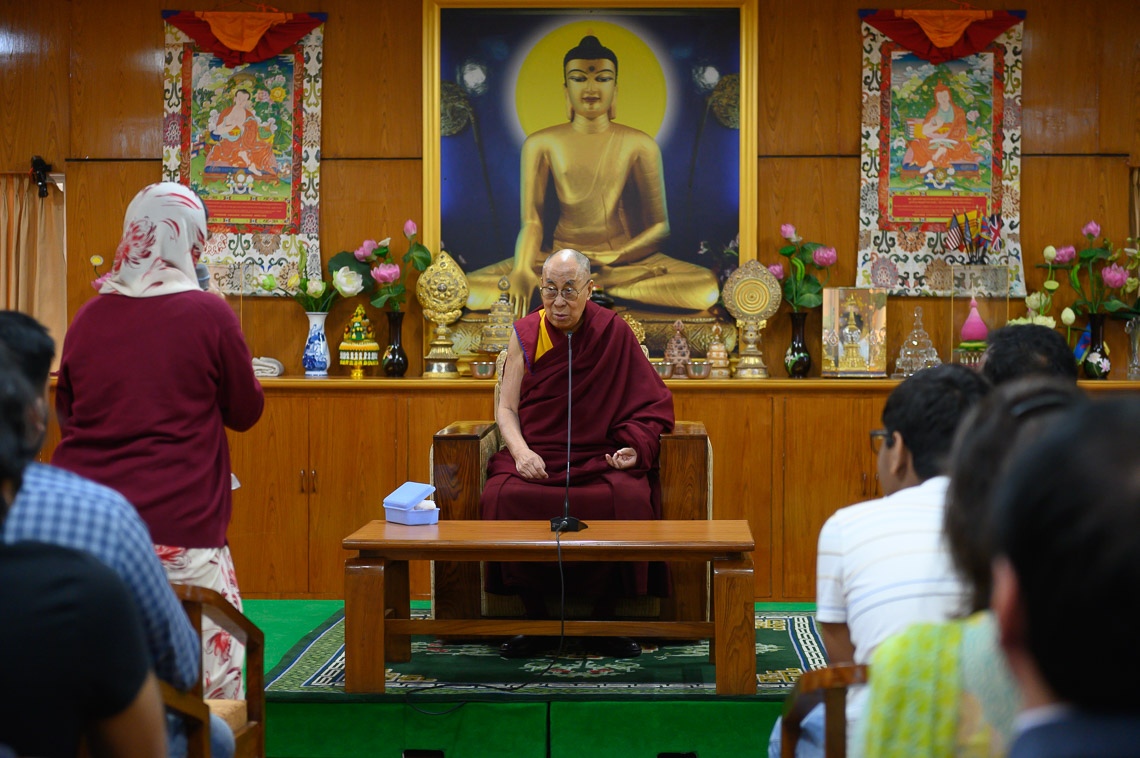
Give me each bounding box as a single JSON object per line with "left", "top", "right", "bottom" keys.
{"left": 344, "top": 556, "right": 388, "bottom": 694}
{"left": 713, "top": 555, "right": 757, "bottom": 695}
{"left": 385, "top": 559, "right": 411, "bottom": 663}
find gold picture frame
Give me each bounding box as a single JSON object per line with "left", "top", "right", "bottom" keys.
{"left": 422, "top": 0, "right": 759, "bottom": 360}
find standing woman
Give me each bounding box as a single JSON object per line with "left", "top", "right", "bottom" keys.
{"left": 52, "top": 182, "right": 265, "bottom": 699}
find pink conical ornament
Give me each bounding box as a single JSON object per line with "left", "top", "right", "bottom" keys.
{"left": 960, "top": 297, "right": 989, "bottom": 342}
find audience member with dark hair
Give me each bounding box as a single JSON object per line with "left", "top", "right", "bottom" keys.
{"left": 981, "top": 324, "right": 1078, "bottom": 385}
{"left": 860, "top": 377, "right": 1086, "bottom": 756}
{"left": 0, "top": 355, "right": 167, "bottom": 758}
{"left": 769, "top": 364, "right": 991, "bottom": 757}
{"left": 991, "top": 397, "right": 1140, "bottom": 756}
{"left": 0, "top": 309, "right": 234, "bottom": 758}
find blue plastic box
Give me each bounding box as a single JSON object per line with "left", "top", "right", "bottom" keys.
{"left": 383, "top": 481, "right": 439, "bottom": 525}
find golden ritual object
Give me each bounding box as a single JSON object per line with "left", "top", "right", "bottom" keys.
{"left": 338, "top": 304, "right": 380, "bottom": 380}
{"left": 478, "top": 277, "right": 514, "bottom": 355}
{"left": 721, "top": 260, "right": 782, "bottom": 379}
{"left": 706, "top": 323, "right": 731, "bottom": 379}
{"left": 621, "top": 312, "right": 651, "bottom": 359}
{"left": 839, "top": 294, "right": 870, "bottom": 372}
{"left": 417, "top": 249, "right": 469, "bottom": 379}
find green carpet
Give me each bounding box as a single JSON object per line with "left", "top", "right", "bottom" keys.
{"left": 265, "top": 607, "right": 825, "bottom": 703}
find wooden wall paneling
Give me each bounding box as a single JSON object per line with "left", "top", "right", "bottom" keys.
{"left": 227, "top": 393, "right": 311, "bottom": 595}
{"left": 307, "top": 392, "right": 402, "bottom": 596}
{"left": 318, "top": 158, "right": 426, "bottom": 376}
{"left": 0, "top": 0, "right": 69, "bottom": 172}
{"left": 1095, "top": 0, "right": 1140, "bottom": 156}
{"left": 70, "top": 0, "right": 167, "bottom": 159}
{"left": 779, "top": 393, "right": 878, "bottom": 599}
{"left": 63, "top": 161, "right": 164, "bottom": 320}
{"left": 673, "top": 387, "right": 774, "bottom": 599}
{"left": 408, "top": 386, "right": 495, "bottom": 599}
{"left": 757, "top": 0, "right": 861, "bottom": 157}
{"left": 321, "top": 0, "right": 423, "bottom": 158}
{"left": 758, "top": 157, "right": 861, "bottom": 376}
{"left": 1020, "top": 1, "right": 1100, "bottom": 155}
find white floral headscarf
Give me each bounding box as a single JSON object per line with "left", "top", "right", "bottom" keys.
{"left": 100, "top": 182, "right": 207, "bottom": 298}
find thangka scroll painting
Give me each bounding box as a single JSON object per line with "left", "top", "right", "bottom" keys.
{"left": 163, "top": 11, "right": 325, "bottom": 295}
{"left": 857, "top": 10, "right": 1026, "bottom": 297}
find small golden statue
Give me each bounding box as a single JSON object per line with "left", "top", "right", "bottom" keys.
{"left": 839, "top": 294, "right": 869, "bottom": 372}
{"left": 338, "top": 304, "right": 380, "bottom": 380}
{"left": 707, "top": 323, "right": 731, "bottom": 379}
{"left": 479, "top": 276, "right": 514, "bottom": 355}
{"left": 417, "top": 249, "right": 469, "bottom": 379}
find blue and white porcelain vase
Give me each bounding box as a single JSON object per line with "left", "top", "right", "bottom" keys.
{"left": 302, "top": 311, "right": 330, "bottom": 378}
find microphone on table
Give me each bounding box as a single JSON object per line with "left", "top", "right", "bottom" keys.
{"left": 551, "top": 330, "right": 586, "bottom": 533}
{"left": 195, "top": 263, "right": 211, "bottom": 291}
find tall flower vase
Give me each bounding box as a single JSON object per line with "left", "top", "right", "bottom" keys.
{"left": 1081, "top": 313, "right": 1111, "bottom": 380}
{"left": 382, "top": 311, "right": 409, "bottom": 377}
{"left": 784, "top": 311, "right": 812, "bottom": 378}
{"left": 302, "top": 312, "right": 330, "bottom": 378}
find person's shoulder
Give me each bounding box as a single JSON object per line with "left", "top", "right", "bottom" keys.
{"left": 14, "top": 463, "right": 140, "bottom": 524}
{"left": 525, "top": 124, "right": 570, "bottom": 146}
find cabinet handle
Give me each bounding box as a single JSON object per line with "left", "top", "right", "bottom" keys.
{"left": 310, "top": 470, "right": 317, "bottom": 493}
{"left": 861, "top": 472, "right": 867, "bottom": 497}
{"left": 300, "top": 469, "right": 306, "bottom": 494}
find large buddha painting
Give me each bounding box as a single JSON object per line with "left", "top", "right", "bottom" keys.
{"left": 425, "top": 1, "right": 758, "bottom": 355}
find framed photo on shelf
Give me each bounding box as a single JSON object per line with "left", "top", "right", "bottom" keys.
{"left": 422, "top": 0, "right": 759, "bottom": 360}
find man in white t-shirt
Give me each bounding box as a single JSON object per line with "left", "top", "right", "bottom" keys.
{"left": 769, "top": 364, "right": 990, "bottom": 758}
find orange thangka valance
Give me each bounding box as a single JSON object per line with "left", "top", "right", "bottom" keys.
{"left": 860, "top": 9, "right": 1024, "bottom": 64}
{"left": 162, "top": 10, "right": 324, "bottom": 66}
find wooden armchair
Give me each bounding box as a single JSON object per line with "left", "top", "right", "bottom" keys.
{"left": 780, "top": 664, "right": 869, "bottom": 758}
{"left": 171, "top": 583, "right": 266, "bottom": 758}
{"left": 430, "top": 418, "right": 713, "bottom": 622}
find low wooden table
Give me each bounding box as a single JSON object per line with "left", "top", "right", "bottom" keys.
{"left": 342, "top": 519, "right": 757, "bottom": 695}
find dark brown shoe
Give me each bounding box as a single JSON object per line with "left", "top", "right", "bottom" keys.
{"left": 593, "top": 636, "right": 641, "bottom": 658}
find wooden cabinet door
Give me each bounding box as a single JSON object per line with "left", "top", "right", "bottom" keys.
{"left": 307, "top": 393, "right": 402, "bottom": 596}
{"left": 778, "top": 395, "right": 878, "bottom": 599}
{"left": 227, "top": 393, "right": 310, "bottom": 595}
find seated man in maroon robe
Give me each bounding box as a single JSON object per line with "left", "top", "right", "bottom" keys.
{"left": 482, "top": 248, "right": 675, "bottom": 660}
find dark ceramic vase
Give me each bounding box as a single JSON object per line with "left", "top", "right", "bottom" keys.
{"left": 784, "top": 311, "right": 811, "bottom": 378}
{"left": 382, "top": 311, "right": 409, "bottom": 377}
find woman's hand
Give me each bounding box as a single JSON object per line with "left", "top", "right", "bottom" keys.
{"left": 605, "top": 447, "right": 638, "bottom": 470}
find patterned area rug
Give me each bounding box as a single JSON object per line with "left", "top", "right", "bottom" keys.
{"left": 266, "top": 610, "right": 825, "bottom": 702}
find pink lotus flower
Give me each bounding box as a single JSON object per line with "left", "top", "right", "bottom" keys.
{"left": 371, "top": 263, "right": 400, "bottom": 284}
{"left": 1053, "top": 245, "right": 1077, "bottom": 265}
{"left": 812, "top": 246, "right": 837, "bottom": 268}
{"left": 1101, "top": 263, "right": 1129, "bottom": 289}
{"left": 779, "top": 223, "right": 797, "bottom": 241}
{"left": 768, "top": 263, "right": 785, "bottom": 281}
{"left": 355, "top": 239, "right": 379, "bottom": 262}
{"left": 1082, "top": 220, "right": 1101, "bottom": 238}
{"left": 403, "top": 219, "right": 418, "bottom": 240}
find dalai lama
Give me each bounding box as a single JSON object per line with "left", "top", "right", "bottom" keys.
{"left": 482, "top": 249, "right": 675, "bottom": 659}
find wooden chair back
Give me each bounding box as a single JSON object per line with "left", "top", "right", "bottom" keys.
{"left": 780, "top": 663, "right": 869, "bottom": 758}
{"left": 171, "top": 583, "right": 266, "bottom": 758}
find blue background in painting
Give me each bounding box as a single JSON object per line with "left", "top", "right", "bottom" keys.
{"left": 438, "top": 8, "right": 741, "bottom": 288}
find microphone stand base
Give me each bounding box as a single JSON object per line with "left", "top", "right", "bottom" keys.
{"left": 550, "top": 516, "right": 587, "bottom": 532}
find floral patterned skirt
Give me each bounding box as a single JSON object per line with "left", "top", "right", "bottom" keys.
{"left": 155, "top": 544, "right": 245, "bottom": 699}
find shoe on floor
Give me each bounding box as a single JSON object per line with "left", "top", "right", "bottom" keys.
{"left": 593, "top": 636, "right": 641, "bottom": 658}
{"left": 499, "top": 634, "right": 549, "bottom": 659}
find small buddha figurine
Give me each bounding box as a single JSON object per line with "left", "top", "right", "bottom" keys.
{"left": 664, "top": 319, "right": 691, "bottom": 376}
{"left": 338, "top": 304, "right": 380, "bottom": 380}
{"left": 707, "top": 323, "right": 731, "bottom": 379}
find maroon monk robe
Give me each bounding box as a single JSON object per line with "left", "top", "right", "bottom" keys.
{"left": 481, "top": 301, "right": 675, "bottom": 601}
